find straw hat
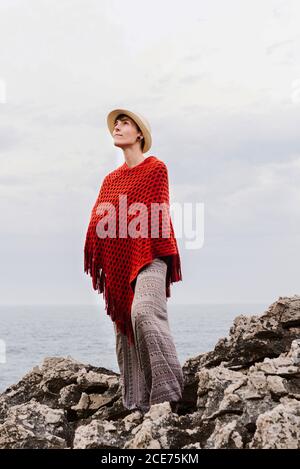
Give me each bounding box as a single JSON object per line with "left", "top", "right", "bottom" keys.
{"left": 107, "top": 108, "right": 152, "bottom": 153}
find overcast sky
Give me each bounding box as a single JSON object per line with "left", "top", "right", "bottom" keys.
{"left": 0, "top": 0, "right": 299, "bottom": 307}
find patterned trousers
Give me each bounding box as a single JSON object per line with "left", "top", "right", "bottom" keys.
{"left": 113, "top": 258, "right": 184, "bottom": 413}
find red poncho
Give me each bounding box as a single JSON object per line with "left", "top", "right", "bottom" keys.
{"left": 84, "top": 155, "right": 182, "bottom": 346}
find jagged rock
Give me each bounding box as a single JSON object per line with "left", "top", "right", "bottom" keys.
{"left": 76, "top": 369, "right": 119, "bottom": 389}
{"left": 0, "top": 295, "right": 299, "bottom": 449}
{"left": 73, "top": 419, "right": 124, "bottom": 449}
{"left": 89, "top": 396, "right": 132, "bottom": 422}
{"left": 0, "top": 399, "right": 69, "bottom": 448}
{"left": 206, "top": 419, "right": 243, "bottom": 449}
{"left": 0, "top": 356, "right": 121, "bottom": 424}
{"left": 250, "top": 397, "right": 300, "bottom": 449}
{"left": 182, "top": 442, "right": 201, "bottom": 449}
{"left": 58, "top": 384, "right": 82, "bottom": 408}
{"left": 71, "top": 392, "right": 115, "bottom": 416}
{"left": 197, "top": 295, "right": 300, "bottom": 368}
{"left": 123, "top": 402, "right": 188, "bottom": 449}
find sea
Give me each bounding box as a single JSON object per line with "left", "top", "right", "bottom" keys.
{"left": 0, "top": 303, "right": 269, "bottom": 394}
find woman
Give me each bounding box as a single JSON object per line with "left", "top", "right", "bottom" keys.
{"left": 84, "top": 108, "right": 184, "bottom": 414}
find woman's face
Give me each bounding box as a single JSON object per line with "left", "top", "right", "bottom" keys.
{"left": 112, "top": 116, "right": 143, "bottom": 150}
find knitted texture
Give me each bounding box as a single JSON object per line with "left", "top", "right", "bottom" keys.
{"left": 84, "top": 155, "right": 182, "bottom": 346}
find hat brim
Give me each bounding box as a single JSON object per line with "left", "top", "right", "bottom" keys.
{"left": 107, "top": 108, "right": 152, "bottom": 154}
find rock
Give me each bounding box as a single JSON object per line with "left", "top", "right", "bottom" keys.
{"left": 76, "top": 369, "right": 119, "bottom": 389}
{"left": 0, "top": 295, "right": 299, "bottom": 449}
{"left": 124, "top": 402, "right": 185, "bottom": 449}
{"left": 197, "top": 295, "right": 300, "bottom": 368}
{"left": 0, "top": 400, "right": 69, "bottom": 449}
{"left": 206, "top": 419, "right": 243, "bottom": 449}
{"left": 250, "top": 397, "right": 300, "bottom": 449}
{"left": 73, "top": 419, "right": 123, "bottom": 449}
{"left": 58, "top": 384, "right": 82, "bottom": 408}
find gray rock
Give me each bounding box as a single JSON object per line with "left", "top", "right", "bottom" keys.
{"left": 73, "top": 419, "right": 123, "bottom": 449}
{"left": 197, "top": 295, "right": 300, "bottom": 369}
{"left": 250, "top": 397, "right": 300, "bottom": 449}
{"left": 0, "top": 400, "right": 69, "bottom": 449}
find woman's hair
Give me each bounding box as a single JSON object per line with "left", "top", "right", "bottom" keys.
{"left": 114, "top": 113, "right": 145, "bottom": 151}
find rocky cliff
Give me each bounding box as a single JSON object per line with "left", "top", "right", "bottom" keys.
{"left": 0, "top": 295, "right": 299, "bottom": 449}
